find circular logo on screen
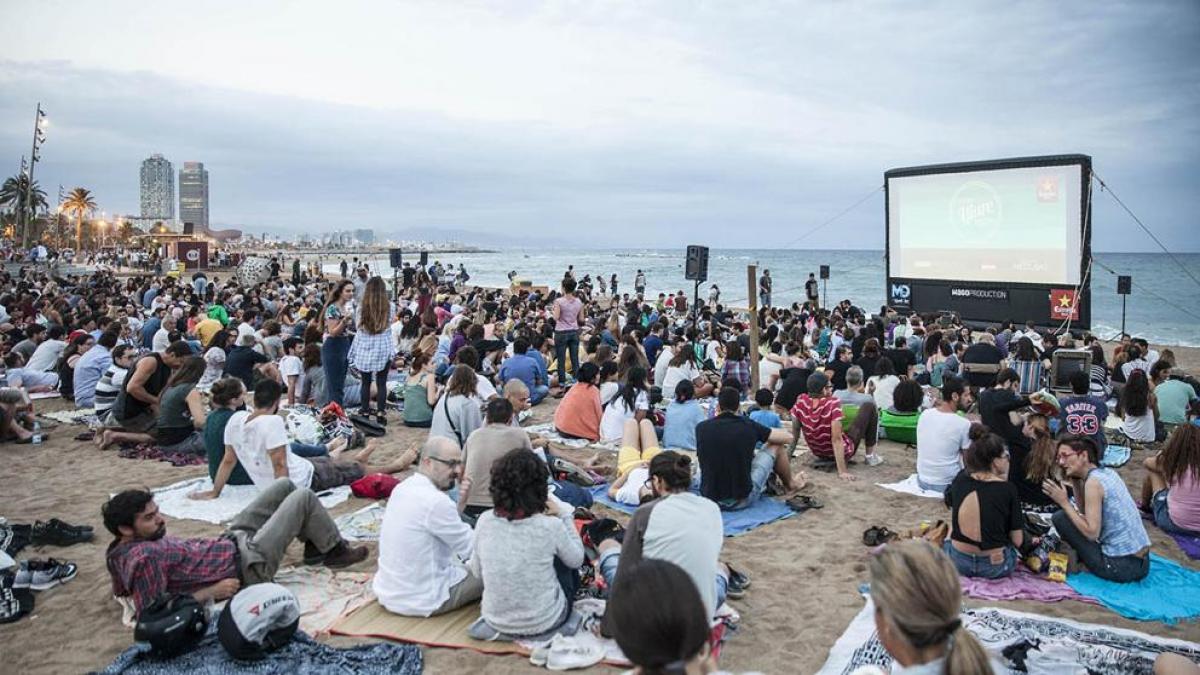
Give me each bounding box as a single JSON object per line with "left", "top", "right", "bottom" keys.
{"left": 949, "top": 180, "right": 1002, "bottom": 240}
{"left": 185, "top": 249, "right": 200, "bottom": 262}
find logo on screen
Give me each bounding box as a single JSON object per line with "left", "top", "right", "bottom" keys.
{"left": 890, "top": 283, "right": 911, "bottom": 305}
{"left": 185, "top": 249, "right": 200, "bottom": 262}
{"left": 1037, "top": 176, "right": 1059, "bottom": 202}
{"left": 949, "top": 181, "right": 1002, "bottom": 239}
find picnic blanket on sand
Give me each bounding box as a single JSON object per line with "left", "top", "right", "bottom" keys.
{"left": 816, "top": 597, "right": 1200, "bottom": 675}
{"left": 1066, "top": 554, "right": 1200, "bottom": 624}
{"left": 331, "top": 597, "right": 630, "bottom": 666}
{"left": 149, "top": 477, "right": 351, "bottom": 525}
{"left": 38, "top": 407, "right": 96, "bottom": 425}
{"left": 960, "top": 565, "right": 1098, "bottom": 605}
{"left": 589, "top": 484, "right": 794, "bottom": 537}
{"left": 1102, "top": 444, "right": 1132, "bottom": 468}
{"left": 118, "top": 443, "right": 206, "bottom": 467}
{"left": 335, "top": 502, "right": 386, "bottom": 542}
{"left": 97, "top": 622, "right": 422, "bottom": 674}
{"left": 525, "top": 422, "right": 620, "bottom": 452}
{"left": 114, "top": 566, "right": 374, "bottom": 636}
{"left": 1168, "top": 531, "right": 1200, "bottom": 560}
{"left": 875, "top": 473, "right": 945, "bottom": 499}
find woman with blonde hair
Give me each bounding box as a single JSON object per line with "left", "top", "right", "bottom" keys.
{"left": 349, "top": 276, "right": 396, "bottom": 424}
{"left": 864, "top": 540, "right": 995, "bottom": 674}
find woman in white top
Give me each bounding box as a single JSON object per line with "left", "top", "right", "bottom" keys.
{"left": 661, "top": 344, "right": 714, "bottom": 398}
{"left": 430, "top": 364, "right": 484, "bottom": 447}
{"left": 867, "top": 357, "right": 901, "bottom": 412}
{"left": 1119, "top": 369, "right": 1157, "bottom": 444}
{"left": 600, "top": 366, "right": 652, "bottom": 443}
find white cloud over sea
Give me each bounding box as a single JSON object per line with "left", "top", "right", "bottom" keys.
{"left": 0, "top": 0, "right": 1197, "bottom": 249}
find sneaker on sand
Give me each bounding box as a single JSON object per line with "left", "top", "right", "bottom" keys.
{"left": 13, "top": 559, "right": 78, "bottom": 591}
{"left": 546, "top": 635, "right": 604, "bottom": 671}
{"left": 322, "top": 542, "right": 369, "bottom": 569}
{"left": 31, "top": 520, "right": 94, "bottom": 547}
{"left": 865, "top": 454, "right": 884, "bottom": 467}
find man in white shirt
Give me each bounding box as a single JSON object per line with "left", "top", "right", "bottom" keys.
{"left": 373, "top": 436, "right": 482, "bottom": 617}
{"left": 197, "top": 380, "right": 416, "bottom": 498}
{"left": 25, "top": 326, "right": 67, "bottom": 372}
{"left": 279, "top": 337, "right": 305, "bottom": 406}
{"left": 915, "top": 376, "right": 974, "bottom": 493}
{"left": 653, "top": 341, "right": 675, "bottom": 389}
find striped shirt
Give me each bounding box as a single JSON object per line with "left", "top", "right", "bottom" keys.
{"left": 1089, "top": 467, "right": 1151, "bottom": 557}
{"left": 791, "top": 394, "right": 851, "bottom": 458}
{"left": 94, "top": 365, "right": 128, "bottom": 416}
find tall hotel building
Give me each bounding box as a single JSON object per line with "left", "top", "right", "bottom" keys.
{"left": 178, "top": 161, "right": 210, "bottom": 230}
{"left": 139, "top": 154, "right": 174, "bottom": 220}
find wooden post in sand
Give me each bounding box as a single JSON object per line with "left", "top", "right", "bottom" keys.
{"left": 747, "top": 264, "right": 760, "bottom": 392}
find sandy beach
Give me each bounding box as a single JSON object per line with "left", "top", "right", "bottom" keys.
{"left": 3, "top": 342, "right": 1198, "bottom": 674}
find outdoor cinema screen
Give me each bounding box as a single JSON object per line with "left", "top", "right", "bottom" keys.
{"left": 887, "top": 161, "right": 1085, "bottom": 286}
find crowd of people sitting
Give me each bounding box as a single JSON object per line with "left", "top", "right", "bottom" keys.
{"left": 2, "top": 251, "right": 1199, "bottom": 673}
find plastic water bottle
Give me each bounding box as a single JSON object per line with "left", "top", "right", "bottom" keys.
{"left": 31, "top": 421, "right": 42, "bottom": 445}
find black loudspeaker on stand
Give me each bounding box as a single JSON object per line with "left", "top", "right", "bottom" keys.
{"left": 389, "top": 248, "right": 403, "bottom": 269}
{"left": 819, "top": 264, "right": 830, "bottom": 308}
{"left": 1117, "top": 275, "right": 1131, "bottom": 336}
{"left": 685, "top": 245, "right": 709, "bottom": 282}
{"left": 419, "top": 251, "right": 429, "bottom": 267}
{"left": 819, "top": 264, "right": 829, "bottom": 279}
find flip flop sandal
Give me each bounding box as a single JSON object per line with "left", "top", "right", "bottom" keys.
{"left": 862, "top": 526, "right": 899, "bottom": 546}
{"left": 786, "top": 495, "right": 823, "bottom": 512}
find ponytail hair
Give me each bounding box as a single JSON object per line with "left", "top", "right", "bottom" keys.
{"left": 869, "top": 540, "right": 994, "bottom": 675}
{"left": 649, "top": 451, "right": 693, "bottom": 493}
{"left": 1022, "top": 414, "right": 1058, "bottom": 484}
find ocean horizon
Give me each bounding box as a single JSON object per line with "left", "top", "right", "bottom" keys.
{"left": 322, "top": 248, "right": 1200, "bottom": 348}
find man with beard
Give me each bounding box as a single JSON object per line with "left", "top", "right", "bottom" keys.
{"left": 103, "top": 480, "right": 368, "bottom": 617}
{"left": 373, "top": 437, "right": 481, "bottom": 617}
{"left": 914, "top": 376, "right": 974, "bottom": 494}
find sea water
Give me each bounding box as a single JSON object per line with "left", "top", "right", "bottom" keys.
{"left": 326, "top": 249, "right": 1200, "bottom": 347}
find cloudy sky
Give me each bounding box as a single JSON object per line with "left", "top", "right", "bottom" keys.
{"left": 1, "top": 0, "right": 1196, "bottom": 250}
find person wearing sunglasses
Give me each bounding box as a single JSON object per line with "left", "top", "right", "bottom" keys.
{"left": 374, "top": 436, "right": 482, "bottom": 617}
{"left": 1044, "top": 434, "right": 1151, "bottom": 582}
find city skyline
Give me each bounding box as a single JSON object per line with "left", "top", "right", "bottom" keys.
{"left": 178, "top": 161, "right": 209, "bottom": 231}
{"left": 0, "top": 2, "right": 1197, "bottom": 251}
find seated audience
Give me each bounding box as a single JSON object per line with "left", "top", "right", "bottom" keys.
{"left": 1057, "top": 369, "right": 1108, "bottom": 452}
{"left": 204, "top": 378, "right": 254, "bottom": 486}
{"left": 599, "top": 365, "right": 652, "bottom": 443}
{"left": 74, "top": 330, "right": 118, "bottom": 407}
{"left": 462, "top": 398, "right": 537, "bottom": 518}
{"left": 915, "top": 377, "right": 973, "bottom": 493}
{"left": 867, "top": 357, "right": 900, "bottom": 411}
{"left": 699, "top": 386, "right": 805, "bottom": 508}
{"left": 944, "top": 425, "right": 1025, "bottom": 579}
{"left": 608, "top": 418, "right": 665, "bottom": 505}
{"left": 607, "top": 559, "right": 722, "bottom": 674}
{"left": 98, "top": 342, "right": 192, "bottom": 450}
{"left": 430, "top": 364, "right": 485, "bottom": 446}
{"left": 1153, "top": 360, "right": 1199, "bottom": 429}
{"left": 499, "top": 337, "right": 550, "bottom": 405}
{"left": 153, "top": 356, "right": 208, "bottom": 455}
{"left": 662, "top": 380, "right": 706, "bottom": 450}
{"left": 1141, "top": 424, "right": 1200, "bottom": 537}
{"left": 402, "top": 350, "right": 439, "bottom": 428}
{"left": 553, "top": 362, "right": 602, "bottom": 441}
{"left": 1011, "top": 414, "right": 1058, "bottom": 510}
{"left": 1119, "top": 369, "right": 1158, "bottom": 445}
{"left": 792, "top": 372, "right": 882, "bottom": 480}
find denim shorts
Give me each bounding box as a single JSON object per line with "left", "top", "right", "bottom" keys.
{"left": 599, "top": 549, "right": 728, "bottom": 610}
{"left": 943, "top": 540, "right": 1018, "bottom": 579}
{"left": 719, "top": 448, "right": 776, "bottom": 511}
{"left": 1152, "top": 489, "right": 1200, "bottom": 537}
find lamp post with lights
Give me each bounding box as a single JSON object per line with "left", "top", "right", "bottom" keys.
{"left": 21, "top": 103, "right": 47, "bottom": 248}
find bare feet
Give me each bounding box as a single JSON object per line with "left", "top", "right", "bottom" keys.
{"left": 355, "top": 439, "right": 380, "bottom": 464}
{"left": 398, "top": 443, "right": 419, "bottom": 468}
{"left": 96, "top": 429, "right": 115, "bottom": 450}
{"left": 327, "top": 436, "right": 348, "bottom": 456}
{"left": 782, "top": 471, "right": 809, "bottom": 496}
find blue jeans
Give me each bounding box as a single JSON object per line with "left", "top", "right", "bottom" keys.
{"left": 917, "top": 476, "right": 951, "bottom": 495}
{"left": 193, "top": 278, "right": 207, "bottom": 298}
{"left": 719, "top": 448, "right": 775, "bottom": 511}
{"left": 554, "top": 330, "right": 580, "bottom": 383}
{"left": 552, "top": 480, "right": 594, "bottom": 509}
{"left": 530, "top": 383, "right": 551, "bottom": 405}
{"left": 597, "top": 549, "right": 727, "bottom": 609}
{"left": 1152, "top": 489, "right": 1200, "bottom": 537}
{"left": 1052, "top": 509, "right": 1150, "bottom": 582}
{"left": 943, "top": 540, "right": 1018, "bottom": 579}
{"left": 322, "top": 336, "right": 352, "bottom": 406}
{"left": 289, "top": 441, "right": 328, "bottom": 458}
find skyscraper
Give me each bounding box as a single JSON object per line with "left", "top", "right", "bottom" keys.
{"left": 139, "top": 154, "right": 174, "bottom": 220}
{"left": 178, "top": 161, "right": 209, "bottom": 230}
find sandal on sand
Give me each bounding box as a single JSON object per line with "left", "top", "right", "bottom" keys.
{"left": 786, "top": 495, "right": 823, "bottom": 512}
{"left": 862, "top": 526, "right": 899, "bottom": 547}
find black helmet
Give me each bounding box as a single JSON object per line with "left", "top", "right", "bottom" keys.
{"left": 134, "top": 594, "right": 209, "bottom": 657}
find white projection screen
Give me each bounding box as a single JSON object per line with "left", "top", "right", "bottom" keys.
{"left": 887, "top": 162, "right": 1085, "bottom": 285}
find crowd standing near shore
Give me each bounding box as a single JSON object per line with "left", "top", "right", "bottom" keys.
{"left": 1, "top": 241, "right": 1199, "bottom": 673}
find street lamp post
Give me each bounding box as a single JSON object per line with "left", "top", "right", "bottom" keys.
{"left": 21, "top": 103, "right": 47, "bottom": 249}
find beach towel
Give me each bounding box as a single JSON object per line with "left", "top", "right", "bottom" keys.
{"left": 875, "top": 474, "right": 945, "bottom": 499}
{"left": 97, "top": 622, "right": 422, "bottom": 675}
{"left": 331, "top": 597, "right": 630, "bottom": 666}
{"left": 525, "top": 422, "right": 620, "bottom": 452}
{"left": 148, "top": 477, "right": 351, "bottom": 525}
{"left": 335, "top": 502, "right": 386, "bottom": 542}
{"left": 816, "top": 597, "right": 1200, "bottom": 675}
{"left": 118, "top": 443, "right": 206, "bottom": 467}
{"left": 115, "top": 566, "right": 374, "bottom": 636}
{"left": 588, "top": 484, "right": 794, "bottom": 537}
{"left": 1168, "top": 532, "right": 1200, "bottom": 560}
{"left": 38, "top": 408, "right": 96, "bottom": 425}
{"left": 29, "top": 391, "right": 60, "bottom": 400}
{"left": 959, "top": 565, "right": 1098, "bottom": 605}
{"left": 1102, "top": 445, "right": 1132, "bottom": 468}
{"left": 1066, "top": 554, "right": 1200, "bottom": 624}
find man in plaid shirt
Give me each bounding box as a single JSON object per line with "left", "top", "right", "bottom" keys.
{"left": 103, "top": 478, "right": 368, "bottom": 617}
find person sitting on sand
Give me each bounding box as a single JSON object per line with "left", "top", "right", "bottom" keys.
{"left": 1140, "top": 424, "right": 1200, "bottom": 537}
{"left": 104, "top": 480, "right": 368, "bottom": 618}
{"left": 469, "top": 449, "right": 585, "bottom": 638}
{"left": 607, "top": 559, "right": 723, "bottom": 673}
{"left": 600, "top": 365, "right": 653, "bottom": 443}
{"left": 607, "top": 418, "right": 666, "bottom": 506}
{"left": 791, "top": 371, "right": 883, "bottom": 480}
{"left": 856, "top": 540, "right": 997, "bottom": 675}
{"left": 461, "top": 397, "right": 539, "bottom": 518}
{"left": 1118, "top": 369, "right": 1158, "bottom": 446}
{"left": 553, "top": 361, "right": 603, "bottom": 441}
{"left": 98, "top": 341, "right": 192, "bottom": 450}
{"left": 915, "top": 376, "right": 974, "bottom": 493}
{"left": 374, "top": 436, "right": 482, "bottom": 617}
{"left": 193, "top": 379, "right": 415, "bottom": 499}
{"left": 3, "top": 351, "right": 59, "bottom": 393}
{"left": 1044, "top": 434, "right": 1151, "bottom": 583}
{"left": 698, "top": 386, "right": 806, "bottom": 508}
{"left": 153, "top": 356, "right": 208, "bottom": 456}
{"left": 662, "top": 379, "right": 707, "bottom": 451}
{"left": 944, "top": 425, "right": 1026, "bottom": 579}
{"left": 430, "top": 364, "right": 486, "bottom": 447}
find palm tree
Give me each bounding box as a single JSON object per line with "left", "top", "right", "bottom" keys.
{"left": 0, "top": 174, "right": 48, "bottom": 227}
{"left": 62, "top": 187, "right": 96, "bottom": 251}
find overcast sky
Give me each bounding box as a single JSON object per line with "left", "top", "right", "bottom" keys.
{"left": 1, "top": 0, "right": 1197, "bottom": 250}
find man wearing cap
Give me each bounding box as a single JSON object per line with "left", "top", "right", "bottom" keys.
{"left": 102, "top": 479, "right": 368, "bottom": 618}
{"left": 373, "top": 436, "right": 481, "bottom": 617}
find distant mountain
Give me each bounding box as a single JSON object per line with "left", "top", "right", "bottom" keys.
{"left": 382, "top": 226, "right": 575, "bottom": 248}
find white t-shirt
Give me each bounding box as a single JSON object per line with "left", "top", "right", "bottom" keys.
{"left": 475, "top": 377, "right": 498, "bottom": 401}
{"left": 662, "top": 363, "right": 698, "bottom": 395}
{"left": 868, "top": 375, "right": 900, "bottom": 411}
{"left": 599, "top": 381, "right": 619, "bottom": 406}
{"left": 758, "top": 358, "right": 781, "bottom": 389}
{"left": 152, "top": 327, "right": 171, "bottom": 353}
{"left": 915, "top": 408, "right": 972, "bottom": 488}
{"left": 615, "top": 466, "right": 650, "bottom": 505}
{"left": 26, "top": 339, "right": 66, "bottom": 372}
{"left": 224, "top": 410, "right": 313, "bottom": 490}
{"left": 600, "top": 389, "right": 650, "bottom": 442}
{"left": 279, "top": 354, "right": 304, "bottom": 392}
